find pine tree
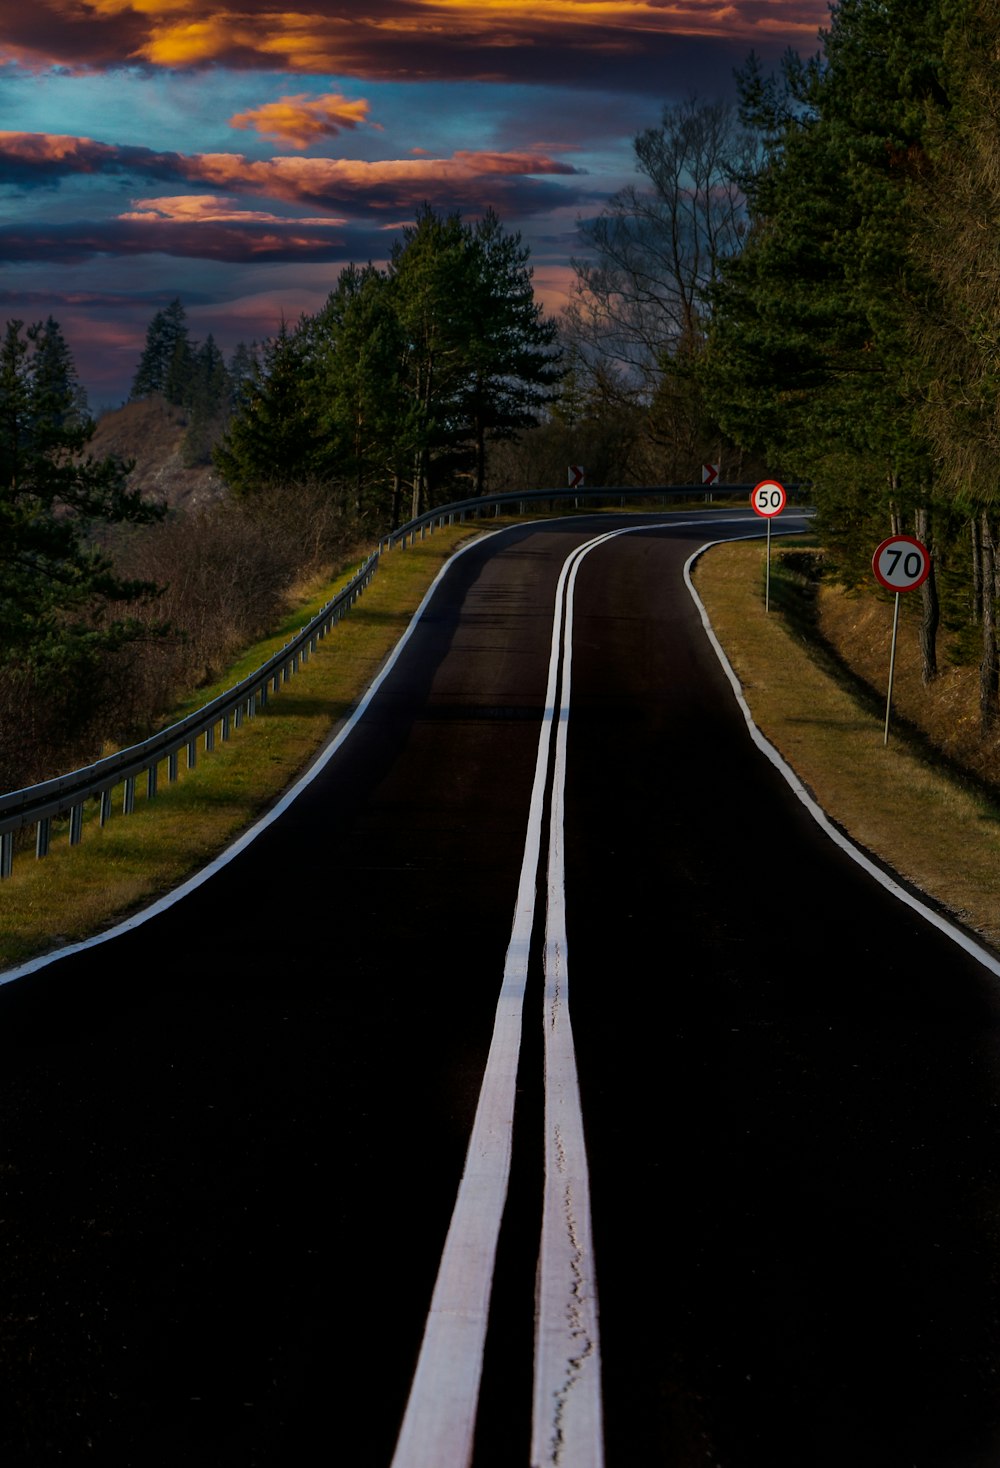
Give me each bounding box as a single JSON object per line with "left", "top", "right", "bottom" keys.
{"left": 131, "top": 298, "right": 192, "bottom": 403}
{"left": 213, "top": 322, "right": 319, "bottom": 496}
{"left": 183, "top": 333, "right": 232, "bottom": 466}
{"left": 0, "top": 318, "right": 163, "bottom": 674}
{"left": 459, "top": 209, "right": 562, "bottom": 496}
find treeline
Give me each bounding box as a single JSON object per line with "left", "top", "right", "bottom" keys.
{"left": 213, "top": 206, "right": 561, "bottom": 523}
{"left": 564, "top": 0, "right": 1000, "bottom": 730}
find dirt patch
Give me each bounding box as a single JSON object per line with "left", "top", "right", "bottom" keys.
{"left": 89, "top": 396, "right": 224, "bottom": 511}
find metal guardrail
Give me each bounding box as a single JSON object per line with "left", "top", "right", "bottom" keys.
{"left": 0, "top": 549, "right": 380, "bottom": 876}
{"left": 0, "top": 482, "right": 805, "bottom": 875}
{"left": 376, "top": 483, "right": 806, "bottom": 551}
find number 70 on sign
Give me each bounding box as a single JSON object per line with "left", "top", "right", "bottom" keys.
{"left": 872, "top": 533, "right": 931, "bottom": 745}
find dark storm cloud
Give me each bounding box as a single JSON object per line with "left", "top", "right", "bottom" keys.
{"left": 0, "top": 132, "right": 589, "bottom": 220}
{"left": 1, "top": 2, "right": 828, "bottom": 92}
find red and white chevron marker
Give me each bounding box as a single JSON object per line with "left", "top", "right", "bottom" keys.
{"left": 702, "top": 462, "right": 719, "bottom": 487}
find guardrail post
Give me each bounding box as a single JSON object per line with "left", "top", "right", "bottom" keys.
{"left": 187, "top": 736, "right": 197, "bottom": 769}
{"left": 146, "top": 762, "right": 158, "bottom": 799}
{"left": 100, "top": 788, "right": 113, "bottom": 825}
{"left": 205, "top": 723, "right": 215, "bottom": 752}
{"left": 123, "top": 777, "right": 135, "bottom": 815}
{"left": 69, "top": 803, "right": 83, "bottom": 845}
{"left": 168, "top": 751, "right": 179, "bottom": 783}
{"left": 221, "top": 712, "right": 231, "bottom": 740}
{"left": 36, "top": 817, "right": 51, "bottom": 859}
{"left": 1, "top": 832, "right": 12, "bottom": 878}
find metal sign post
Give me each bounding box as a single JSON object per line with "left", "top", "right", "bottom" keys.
{"left": 872, "top": 534, "right": 931, "bottom": 746}
{"left": 750, "top": 480, "right": 787, "bottom": 611}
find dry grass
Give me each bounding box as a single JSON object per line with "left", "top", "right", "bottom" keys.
{"left": 9, "top": 519, "right": 1000, "bottom": 973}
{"left": 693, "top": 539, "right": 1000, "bottom": 954}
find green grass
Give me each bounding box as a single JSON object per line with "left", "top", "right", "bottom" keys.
{"left": 0, "top": 526, "right": 481, "bottom": 970}
{"left": 8, "top": 515, "right": 996, "bottom": 974}
{"left": 693, "top": 537, "right": 1000, "bottom": 956}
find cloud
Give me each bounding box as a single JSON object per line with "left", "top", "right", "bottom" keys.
{"left": 229, "top": 93, "right": 375, "bottom": 148}
{"left": 0, "top": 3, "right": 829, "bottom": 87}
{"left": 119, "top": 193, "right": 347, "bottom": 225}
{"left": 0, "top": 218, "right": 351, "bottom": 264}
{"left": 0, "top": 132, "right": 587, "bottom": 216}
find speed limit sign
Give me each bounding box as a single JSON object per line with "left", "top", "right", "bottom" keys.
{"left": 872, "top": 535, "right": 931, "bottom": 592}
{"left": 751, "top": 480, "right": 786, "bottom": 518}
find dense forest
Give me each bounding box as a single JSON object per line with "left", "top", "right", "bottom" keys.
{"left": 2, "top": 0, "right": 999, "bottom": 789}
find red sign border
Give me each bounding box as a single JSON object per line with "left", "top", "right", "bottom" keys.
{"left": 872, "top": 534, "right": 931, "bottom": 593}
{"left": 750, "top": 480, "right": 786, "bottom": 519}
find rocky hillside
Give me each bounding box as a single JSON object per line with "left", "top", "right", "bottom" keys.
{"left": 88, "top": 395, "right": 225, "bottom": 511}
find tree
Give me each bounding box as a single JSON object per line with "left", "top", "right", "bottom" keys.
{"left": 215, "top": 207, "right": 560, "bottom": 525}
{"left": 309, "top": 263, "right": 416, "bottom": 522}
{"left": 458, "top": 209, "right": 562, "bottom": 496}
{"left": 131, "top": 298, "right": 192, "bottom": 403}
{"left": 906, "top": 0, "right": 1000, "bottom": 723}
{"left": 701, "top": 4, "right": 953, "bottom": 677}
{"left": 567, "top": 97, "right": 757, "bottom": 391}
{"left": 213, "top": 321, "right": 321, "bottom": 496}
{"left": 183, "top": 333, "right": 232, "bottom": 466}
{"left": 562, "top": 97, "right": 759, "bottom": 481}
{"left": 0, "top": 318, "right": 164, "bottom": 706}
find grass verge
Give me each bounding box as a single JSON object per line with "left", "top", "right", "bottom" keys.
{"left": 7, "top": 520, "right": 998, "bottom": 973}
{"left": 692, "top": 537, "right": 1000, "bottom": 956}
{"left": 0, "top": 524, "right": 484, "bottom": 971}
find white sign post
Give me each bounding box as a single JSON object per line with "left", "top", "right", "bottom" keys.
{"left": 872, "top": 534, "right": 931, "bottom": 746}
{"left": 750, "top": 480, "right": 787, "bottom": 611}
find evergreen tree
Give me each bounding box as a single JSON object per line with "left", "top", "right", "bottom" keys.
{"left": 311, "top": 263, "right": 416, "bottom": 521}
{"left": 701, "top": 1, "right": 953, "bottom": 676}
{"left": 131, "top": 298, "right": 192, "bottom": 404}
{"left": 0, "top": 318, "right": 163, "bottom": 676}
{"left": 183, "top": 333, "right": 232, "bottom": 466}
{"left": 213, "top": 321, "right": 319, "bottom": 496}
{"left": 459, "top": 209, "right": 562, "bottom": 496}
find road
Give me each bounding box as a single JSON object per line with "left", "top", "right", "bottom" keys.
{"left": 2, "top": 511, "right": 1000, "bottom": 1467}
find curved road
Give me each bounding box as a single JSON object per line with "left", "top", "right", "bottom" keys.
{"left": 2, "top": 512, "right": 1000, "bottom": 1467}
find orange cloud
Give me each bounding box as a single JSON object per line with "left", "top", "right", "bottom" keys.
{"left": 0, "top": 131, "right": 585, "bottom": 216}
{"left": 1, "top": 3, "right": 831, "bottom": 76}
{"left": 229, "top": 93, "right": 374, "bottom": 149}
{"left": 119, "top": 192, "right": 346, "bottom": 224}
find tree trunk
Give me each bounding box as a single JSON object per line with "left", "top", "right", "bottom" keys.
{"left": 972, "top": 514, "right": 982, "bottom": 625}
{"left": 914, "top": 505, "right": 939, "bottom": 684}
{"left": 980, "top": 510, "right": 998, "bottom": 731}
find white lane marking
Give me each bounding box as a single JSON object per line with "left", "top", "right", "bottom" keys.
{"left": 685, "top": 539, "right": 1000, "bottom": 981}
{"left": 532, "top": 534, "right": 608, "bottom": 1468}
{"left": 393, "top": 517, "right": 775, "bottom": 1468}
{"left": 391, "top": 532, "right": 579, "bottom": 1468}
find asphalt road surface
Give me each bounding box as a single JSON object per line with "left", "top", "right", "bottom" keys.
{"left": 2, "top": 511, "right": 1000, "bottom": 1467}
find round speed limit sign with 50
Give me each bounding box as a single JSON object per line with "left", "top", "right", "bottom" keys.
{"left": 751, "top": 480, "right": 786, "bottom": 518}
{"left": 872, "top": 534, "right": 931, "bottom": 592}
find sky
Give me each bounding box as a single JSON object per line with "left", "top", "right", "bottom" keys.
{"left": 0, "top": 1, "right": 830, "bottom": 406}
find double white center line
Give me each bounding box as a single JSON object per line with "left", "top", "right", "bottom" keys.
{"left": 390, "top": 523, "right": 676, "bottom": 1468}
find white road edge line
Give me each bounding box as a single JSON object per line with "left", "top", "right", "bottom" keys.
{"left": 0, "top": 532, "right": 501, "bottom": 987}
{"left": 685, "top": 538, "right": 1000, "bottom": 981}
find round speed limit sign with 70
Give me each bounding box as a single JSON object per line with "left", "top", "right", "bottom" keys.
{"left": 751, "top": 480, "right": 786, "bottom": 518}
{"left": 872, "top": 534, "right": 931, "bottom": 592}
